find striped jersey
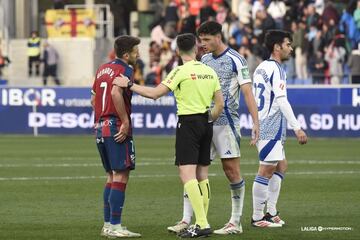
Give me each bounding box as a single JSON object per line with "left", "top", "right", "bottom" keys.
{"left": 201, "top": 48, "right": 251, "bottom": 127}
{"left": 253, "top": 59, "right": 287, "bottom": 141}
{"left": 92, "top": 59, "right": 134, "bottom": 138}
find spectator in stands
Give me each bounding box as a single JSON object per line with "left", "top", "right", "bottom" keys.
{"left": 293, "top": 21, "right": 309, "bottom": 83}
{"left": 354, "top": 1, "right": 360, "bottom": 29}
{"left": 348, "top": 49, "right": 360, "bottom": 83}
{"left": 306, "top": 4, "right": 321, "bottom": 29}
{"left": 159, "top": 41, "right": 174, "bottom": 75}
{"left": 151, "top": 21, "right": 174, "bottom": 46}
{"left": 238, "top": 45, "right": 262, "bottom": 79}
{"left": 178, "top": 4, "right": 197, "bottom": 35}
{"left": 283, "top": 54, "right": 296, "bottom": 85}
{"left": 148, "top": 0, "right": 165, "bottom": 30}
{"left": 321, "top": 21, "right": 336, "bottom": 46}
{"left": 134, "top": 59, "right": 145, "bottom": 85}
{"left": 282, "top": 21, "right": 297, "bottom": 85}
{"left": 340, "top": 5, "right": 359, "bottom": 49}
{"left": 322, "top": 1, "right": 340, "bottom": 26}
{"left": 108, "top": 0, "right": 136, "bottom": 36}
{"left": 42, "top": 41, "right": 60, "bottom": 86}
{"left": 140, "top": 0, "right": 355, "bottom": 86}
{"left": 145, "top": 61, "right": 161, "bottom": 86}
{"left": 258, "top": 10, "right": 276, "bottom": 34}
{"left": 309, "top": 50, "right": 327, "bottom": 84}
{"left": 0, "top": 48, "right": 10, "bottom": 78}
{"left": 27, "top": 31, "right": 41, "bottom": 77}
{"left": 252, "top": 0, "right": 266, "bottom": 20}
{"left": 216, "top": 1, "right": 229, "bottom": 25}
{"left": 325, "top": 40, "right": 346, "bottom": 85}
{"left": 267, "top": 0, "right": 287, "bottom": 29}
{"left": 309, "top": 28, "right": 325, "bottom": 57}
{"left": 314, "top": 0, "right": 325, "bottom": 15}
{"left": 149, "top": 41, "right": 161, "bottom": 67}
{"left": 200, "top": 0, "right": 217, "bottom": 24}
{"left": 164, "top": 0, "right": 179, "bottom": 39}
{"left": 238, "top": 0, "right": 252, "bottom": 25}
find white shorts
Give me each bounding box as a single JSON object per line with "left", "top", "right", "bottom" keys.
{"left": 256, "top": 140, "right": 285, "bottom": 163}
{"left": 210, "top": 125, "right": 241, "bottom": 160}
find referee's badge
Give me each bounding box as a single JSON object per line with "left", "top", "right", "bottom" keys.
{"left": 241, "top": 68, "right": 250, "bottom": 79}
{"left": 178, "top": 123, "right": 181, "bottom": 128}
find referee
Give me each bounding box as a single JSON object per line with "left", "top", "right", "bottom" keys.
{"left": 114, "top": 33, "right": 224, "bottom": 238}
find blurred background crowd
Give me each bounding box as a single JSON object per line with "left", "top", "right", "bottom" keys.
{"left": 139, "top": 0, "right": 360, "bottom": 86}
{"left": 0, "top": 0, "right": 359, "bottom": 86}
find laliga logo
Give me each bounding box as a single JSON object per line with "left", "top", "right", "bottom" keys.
{"left": 1, "top": 88, "right": 56, "bottom": 106}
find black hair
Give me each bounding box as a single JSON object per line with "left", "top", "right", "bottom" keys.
{"left": 197, "top": 21, "right": 222, "bottom": 36}
{"left": 264, "top": 30, "right": 292, "bottom": 53}
{"left": 114, "top": 35, "right": 140, "bottom": 58}
{"left": 176, "top": 33, "right": 196, "bottom": 52}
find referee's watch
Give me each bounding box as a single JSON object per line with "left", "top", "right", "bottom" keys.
{"left": 127, "top": 79, "right": 133, "bottom": 89}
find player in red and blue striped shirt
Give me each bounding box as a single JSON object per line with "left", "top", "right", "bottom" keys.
{"left": 91, "top": 35, "right": 141, "bottom": 238}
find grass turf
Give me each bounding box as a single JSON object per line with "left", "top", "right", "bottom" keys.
{"left": 0, "top": 135, "right": 359, "bottom": 240}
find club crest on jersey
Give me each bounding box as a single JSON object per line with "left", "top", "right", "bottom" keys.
{"left": 130, "top": 154, "right": 135, "bottom": 163}
{"left": 191, "top": 73, "right": 196, "bottom": 80}
{"left": 279, "top": 83, "right": 285, "bottom": 90}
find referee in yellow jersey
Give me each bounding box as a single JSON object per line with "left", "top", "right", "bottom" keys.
{"left": 114, "top": 33, "right": 224, "bottom": 238}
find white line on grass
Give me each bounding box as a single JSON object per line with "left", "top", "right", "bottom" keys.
{"left": 0, "top": 160, "right": 359, "bottom": 168}
{"left": 0, "top": 170, "right": 359, "bottom": 181}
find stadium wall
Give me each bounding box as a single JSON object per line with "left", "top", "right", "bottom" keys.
{"left": 0, "top": 86, "right": 359, "bottom": 137}
{"left": 8, "top": 38, "right": 97, "bottom": 87}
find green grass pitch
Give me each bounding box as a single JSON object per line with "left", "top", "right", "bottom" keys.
{"left": 0, "top": 135, "right": 359, "bottom": 240}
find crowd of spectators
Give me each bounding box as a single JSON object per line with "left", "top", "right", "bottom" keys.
{"left": 138, "top": 0, "right": 360, "bottom": 85}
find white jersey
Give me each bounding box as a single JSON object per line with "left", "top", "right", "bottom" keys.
{"left": 253, "top": 59, "right": 287, "bottom": 141}
{"left": 201, "top": 48, "right": 251, "bottom": 132}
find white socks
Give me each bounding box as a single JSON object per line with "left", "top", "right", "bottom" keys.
{"left": 229, "top": 180, "right": 245, "bottom": 225}
{"left": 267, "top": 172, "right": 284, "bottom": 216}
{"left": 252, "top": 175, "right": 269, "bottom": 221}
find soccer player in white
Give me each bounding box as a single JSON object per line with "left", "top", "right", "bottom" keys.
{"left": 251, "top": 30, "right": 307, "bottom": 227}
{"left": 167, "top": 21, "right": 259, "bottom": 235}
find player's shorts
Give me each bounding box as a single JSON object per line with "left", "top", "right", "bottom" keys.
{"left": 210, "top": 125, "right": 241, "bottom": 160}
{"left": 256, "top": 140, "right": 285, "bottom": 164}
{"left": 175, "top": 113, "right": 213, "bottom": 166}
{"left": 96, "top": 136, "right": 136, "bottom": 172}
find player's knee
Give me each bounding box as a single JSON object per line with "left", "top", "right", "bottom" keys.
{"left": 112, "top": 170, "right": 129, "bottom": 183}
{"left": 277, "top": 161, "right": 288, "bottom": 173}
{"left": 258, "top": 165, "right": 277, "bottom": 178}
{"left": 223, "top": 167, "right": 240, "bottom": 182}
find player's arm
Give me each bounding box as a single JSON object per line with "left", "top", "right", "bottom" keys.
{"left": 271, "top": 65, "right": 307, "bottom": 145}
{"left": 210, "top": 90, "right": 224, "bottom": 121}
{"left": 241, "top": 83, "right": 259, "bottom": 145}
{"left": 130, "top": 83, "right": 170, "bottom": 100}
{"left": 277, "top": 96, "right": 307, "bottom": 145}
{"left": 111, "top": 85, "right": 129, "bottom": 143}
{"left": 90, "top": 78, "right": 96, "bottom": 110}
{"left": 236, "top": 59, "right": 259, "bottom": 145}
{"left": 113, "top": 76, "right": 170, "bottom": 99}
{"left": 90, "top": 94, "right": 95, "bottom": 110}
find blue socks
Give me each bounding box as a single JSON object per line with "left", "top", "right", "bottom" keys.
{"left": 109, "top": 182, "right": 127, "bottom": 225}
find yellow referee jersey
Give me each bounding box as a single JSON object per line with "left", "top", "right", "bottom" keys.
{"left": 162, "top": 60, "right": 221, "bottom": 115}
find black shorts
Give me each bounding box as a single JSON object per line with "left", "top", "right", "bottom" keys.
{"left": 175, "top": 113, "right": 213, "bottom": 166}
{"left": 43, "top": 64, "right": 57, "bottom": 77}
